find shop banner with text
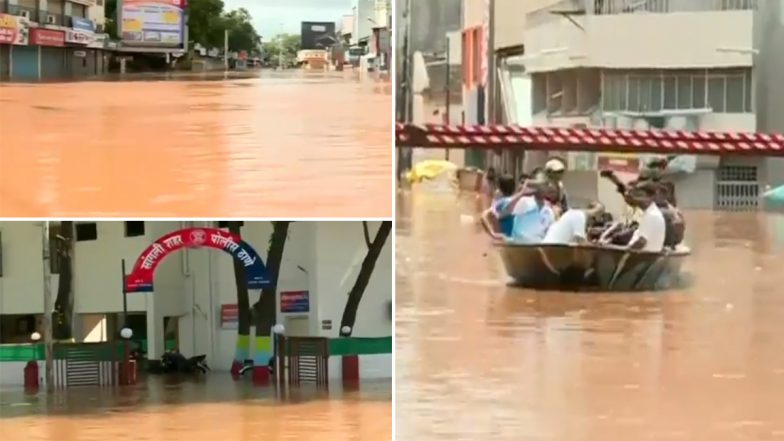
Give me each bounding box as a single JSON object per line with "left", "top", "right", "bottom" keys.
{"left": 0, "top": 14, "right": 29, "bottom": 45}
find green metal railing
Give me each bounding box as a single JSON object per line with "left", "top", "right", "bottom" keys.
{"left": 0, "top": 336, "right": 392, "bottom": 362}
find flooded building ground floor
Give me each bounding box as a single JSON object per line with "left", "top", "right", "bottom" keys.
{"left": 0, "top": 43, "right": 107, "bottom": 81}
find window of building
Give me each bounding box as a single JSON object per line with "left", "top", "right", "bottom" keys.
{"left": 217, "top": 221, "right": 244, "bottom": 229}
{"left": 75, "top": 222, "right": 98, "bottom": 241}
{"left": 600, "top": 68, "right": 752, "bottom": 114}
{"left": 0, "top": 314, "right": 39, "bottom": 343}
{"left": 71, "top": 3, "right": 86, "bottom": 17}
{"left": 124, "top": 221, "right": 145, "bottom": 237}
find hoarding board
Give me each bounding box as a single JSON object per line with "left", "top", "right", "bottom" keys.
{"left": 120, "top": 0, "right": 185, "bottom": 47}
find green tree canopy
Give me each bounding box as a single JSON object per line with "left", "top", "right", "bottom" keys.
{"left": 261, "top": 34, "right": 301, "bottom": 67}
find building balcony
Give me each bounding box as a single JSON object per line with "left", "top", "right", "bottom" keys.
{"left": 39, "top": 11, "right": 65, "bottom": 26}
{"left": 523, "top": 2, "right": 754, "bottom": 73}
{"left": 588, "top": 0, "right": 757, "bottom": 15}
{"left": 6, "top": 4, "right": 38, "bottom": 22}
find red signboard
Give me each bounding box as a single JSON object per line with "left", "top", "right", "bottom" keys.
{"left": 280, "top": 291, "right": 310, "bottom": 313}
{"left": 31, "top": 28, "right": 65, "bottom": 47}
{"left": 221, "top": 304, "right": 238, "bottom": 329}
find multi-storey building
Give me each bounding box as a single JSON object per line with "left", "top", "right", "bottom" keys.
{"left": 473, "top": 0, "right": 784, "bottom": 211}
{"left": 0, "top": 0, "right": 108, "bottom": 81}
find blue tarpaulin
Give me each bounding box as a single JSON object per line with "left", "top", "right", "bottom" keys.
{"left": 763, "top": 185, "right": 784, "bottom": 204}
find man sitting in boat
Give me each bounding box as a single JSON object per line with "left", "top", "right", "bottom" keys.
{"left": 503, "top": 179, "right": 557, "bottom": 244}
{"left": 652, "top": 181, "right": 685, "bottom": 249}
{"left": 533, "top": 158, "right": 569, "bottom": 213}
{"left": 479, "top": 175, "right": 517, "bottom": 240}
{"left": 542, "top": 202, "right": 606, "bottom": 245}
{"left": 621, "top": 183, "right": 666, "bottom": 252}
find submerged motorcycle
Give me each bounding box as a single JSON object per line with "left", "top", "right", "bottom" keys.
{"left": 147, "top": 351, "right": 211, "bottom": 375}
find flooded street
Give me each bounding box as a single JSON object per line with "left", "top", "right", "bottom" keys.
{"left": 0, "top": 71, "right": 392, "bottom": 217}
{"left": 0, "top": 377, "right": 391, "bottom": 440}
{"left": 396, "top": 188, "right": 784, "bottom": 440}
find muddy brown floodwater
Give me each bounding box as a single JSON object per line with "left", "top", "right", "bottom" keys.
{"left": 0, "top": 377, "right": 391, "bottom": 440}
{"left": 0, "top": 71, "right": 392, "bottom": 217}
{"left": 396, "top": 187, "right": 784, "bottom": 441}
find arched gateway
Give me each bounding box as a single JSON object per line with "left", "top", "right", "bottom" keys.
{"left": 125, "top": 227, "right": 270, "bottom": 292}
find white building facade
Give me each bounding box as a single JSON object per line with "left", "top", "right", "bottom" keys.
{"left": 0, "top": 221, "right": 392, "bottom": 384}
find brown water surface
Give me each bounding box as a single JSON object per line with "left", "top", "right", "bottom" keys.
{"left": 396, "top": 188, "right": 784, "bottom": 440}
{"left": 0, "top": 376, "right": 391, "bottom": 440}
{"left": 0, "top": 71, "right": 392, "bottom": 217}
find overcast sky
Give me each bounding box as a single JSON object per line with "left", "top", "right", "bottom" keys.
{"left": 223, "top": 0, "right": 355, "bottom": 38}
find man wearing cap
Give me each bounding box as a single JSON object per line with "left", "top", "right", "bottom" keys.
{"left": 539, "top": 158, "right": 569, "bottom": 212}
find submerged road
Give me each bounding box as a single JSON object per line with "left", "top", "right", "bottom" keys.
{"left": 0, "top": 377, "right": 391, "bottom": 440}
{"left": 396, "top": 187, "right": 784, "bottom": 440}
{"left": 0, "top": 71, "right": 392, "bottom": 217}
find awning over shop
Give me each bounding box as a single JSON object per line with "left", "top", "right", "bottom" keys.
{"left": 395, "top": 123, "right": 784, "bottom": 157}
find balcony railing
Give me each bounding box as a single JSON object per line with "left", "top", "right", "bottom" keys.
{"left": 39, "top": 11, "right": 65, "bottom": 26}
{"left": 589, "top": 0, "right": 757, "bottom": 14}
{"left": 6, "top": 4, "right": 37, "bottom": 21}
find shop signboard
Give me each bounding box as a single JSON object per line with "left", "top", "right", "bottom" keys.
{"left": 119, "top": 0, "right": 186, "bottom": 47}
{"left": 30, "top": 28, "right": 65, "bottom": 47}
{"left": 0, "top": 13, "right": 30, "bottom": 45}
{"left": 280, "top": 291, "right": 310, "bottom": 314}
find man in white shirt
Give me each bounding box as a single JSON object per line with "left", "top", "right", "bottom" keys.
{"left": 626, "top": 184, "right": 666, "bottom": 252}
{"left": 542, "top": 202, "right": 605, "bottom": 245}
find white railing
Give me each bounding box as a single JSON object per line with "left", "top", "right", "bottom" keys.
{"left": 588, "top": 0, "right": 757, "bottom": 14}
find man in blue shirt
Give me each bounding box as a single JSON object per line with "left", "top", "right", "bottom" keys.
{"left": 480, "top": 175, "right": 516, "bottom": 239}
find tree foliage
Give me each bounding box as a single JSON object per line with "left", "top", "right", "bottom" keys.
{"left": 261, "top": 34, "right": 301, "bottom": 68}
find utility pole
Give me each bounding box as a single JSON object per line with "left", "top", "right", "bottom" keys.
{"left": 444, "top": 35, "right": 451, "bottom": 161}
{"left": 224, "top": 29, "right": 229, "bottom": 71}
{"left": 41, "top": 222, "right": 54, "bottom": 393}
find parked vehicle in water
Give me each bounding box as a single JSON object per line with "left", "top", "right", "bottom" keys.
{"left": 147, "top": 351, "right": 211, "bottom": 375}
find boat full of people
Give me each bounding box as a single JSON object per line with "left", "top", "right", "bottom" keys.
{"left": 480, "top": 157, "right": 690, "bottom": 292}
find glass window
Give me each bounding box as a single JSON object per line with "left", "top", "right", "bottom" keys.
{"left": 618, "top": 75, "right": 627, "bottom": 110}
{"left": 692, "top": 75, "right": 706, "bottom": 108}
{"left": 677, "top": 75, "right": 692, "bottom": 109}
{"left": 744, "top": 70, "right": 753, "bottom": 112}
{"left": 725, "top": 75, "right": 744, "bottom": 112}
{"left": 708, "top": 77, "right": 726, "bottom": 112}
{"left": 650, "top": 76, "right": 662, "bottom": 111}
{"left": 639, "top": 77, "right": 653, "bottom": 111}
{"left": 628, "top": 77, "right": 640, "bottom": 112}
{"left": 663, "top": 76, "right": 676, "bottom": 109}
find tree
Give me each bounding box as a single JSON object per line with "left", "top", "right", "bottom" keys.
{"left": 52, "top": 222, "right": 74, "bottom": 340}
{"left": 339, "top": 221, "right": 393, "bottom": 337}
{"left": 261, "top": 34, "right": 301, "bottom": 67}
{"left": 228, "top": 221, "right": 252, "bottom": 376}
{"left": 251, "top": 221, "right": 290, "bottom": 381}
{"left": 187, "top": 0, "right": 226, "bottom": 48}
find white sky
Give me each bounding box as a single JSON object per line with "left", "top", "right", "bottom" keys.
{"left": 223, "top": 0, "right": 355, "bottom": 38}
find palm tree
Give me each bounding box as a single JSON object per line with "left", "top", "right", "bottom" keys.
{"left": 339, "top": 221, "right": 392, "bottom": 336}
{"left": 52, "top": 221, "right": 74, "bottom": 340}
{"left": 228, "top": 221, "right": 251, "bottom": 376}
{"left": 251, "top": 221, "right": 290, "bottom": 383}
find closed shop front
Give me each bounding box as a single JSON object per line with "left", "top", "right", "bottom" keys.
{"left": 66, "top": 17, "right": 96, "bottom": 78}
{"left": 0, "top": 45, "right": 9, "bottom": 80}
{"left": 31, "top": 28, "right": 66, "bottom": 80}
{"left": 11, "top": 45, "right": 37, "bottom": 80}
{"left": 1, "top": 13, "right": 31, "bottom": 81}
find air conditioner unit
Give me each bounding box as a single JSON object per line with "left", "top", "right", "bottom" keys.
{"left": 46, "top": 14, "right": 56, "bottom": 25}
{"left": 20, "top": 10, "right": 30, "bottom": 19}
